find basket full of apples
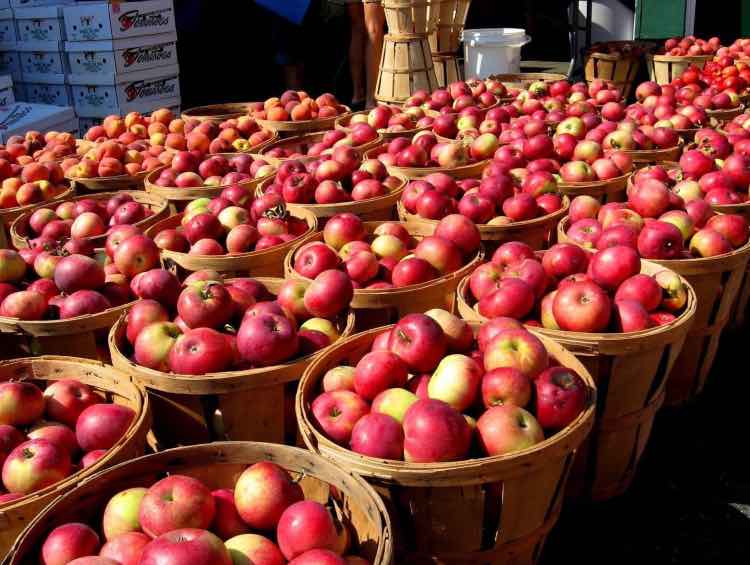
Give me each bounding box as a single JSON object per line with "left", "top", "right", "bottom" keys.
{"left": 584, "top": 42, "right": 655, "bottom": 99}
{"left": 556, "top": 144, "right": 634, "bottom": 202}
{"left": 296, "top": 316, "right": 595, "bottom": 562}
{"left": 10, "top": 191, "right": 169, "bottom": 250}
{"left": 455, "top": 241, "right": 696, "bottom": 499}
{"left": 108, "top": 275, "right": 354, "bottom": 447}
{"left": 0, "top": 356, "right": 150, "bottom": 554}
{"left": 285, "top": 214, "right": 483, "bottom": 326}
{"left": 647, "top": 37, "right": 719, "bottom": 85}
{"left": 251, "top": 91, "right": 351, "bottom": 134}
{"left": 6, "top": 441, "right": 393, "bottom": 565}
{"left": 260, "top": 127, "right": 383, "bottom": 164}
{"left": 335, "top": 105, "right": 437, "bottom": 139}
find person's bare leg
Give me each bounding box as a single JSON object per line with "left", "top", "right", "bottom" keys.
{"left": 364, "top": 1, "right": 385, "bottom": 107}
{"left": 348, "top": 3, "right": 366, "bottom": 105}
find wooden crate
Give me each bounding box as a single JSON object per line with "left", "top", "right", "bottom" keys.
{"left": 297, "top": 324, "right": 595, "bottom": 564}
{"left": 376, "top": 34, "right": 440, "bottom": 105}
{"left": 6, "top": 442, "right": 392, "bottom": 565}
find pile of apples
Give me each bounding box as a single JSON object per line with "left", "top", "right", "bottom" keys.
{"left": 431, "top": 106, "right": 511, "bottom": 141}
{"left": 22, "top": 194, "right": 155, "bottom": 244}
{"left": 125, "top": 274, "right": 351, "bottom": 374}
{"left": 83, "top": 108, "right": 176, "bottom": 144}
{"left": 310, "top": 309, "right": 589, "bottom": 463}
{"left": 347, "top": 104, "right": 435, "bottom": 134}
{"left": 0, "top": 379, "right": 136, "bottom": 505}
{"left": 695, "top": 58, "right": 750, "bottom": 97}
{"left": 371, "top": 136, "right": 483, "bottom": 170}
{"left": 557, "top": 143, "right": 633, "bottom": 183}
{"left": 249, "top": 91, "right": 348, "bottom": 122}
{"left": 153, "top": 195, "right": 309, "bottom": 256}
{"left": 150, "top": 152, "right": 275, "bottom": 189}
{"left": 292, "top": 214, "right": 479, "bottom": 289}
{"left": 61, "top": 140, "right": 164, "bottom": 180}
{"left": 261, "top": 151, "right": 403, "bottom": 205}
{"left": 468, "top": 240, "right": 690, "bottom": 333}
{"left": 37, "top": 462, "right": 375, "bottom": 565}
{"left": 1, "top": 130, "right": 78, "bottom": 164}
{"left": 725, "top": 38, "right": 750, "bottom": 60}
{"left": 263, "top": 126, "right": 380, "bottom": 160}
{"left": 0, "top": 228, "right": 163, "bottom": 320}
{"left": 404, "top": 79, "right": 504, "bottom": 114}
{"left": 0, "top": 161, "right": 68, "bottom": 210}
{"left": 588, "top": 40, "right": 650, "bottom": 57}
{"left": 629, "top": 81, "right": 708, "bottom": 129}
{"left": 661, "top": 36, "right": 721, "bottom": 56}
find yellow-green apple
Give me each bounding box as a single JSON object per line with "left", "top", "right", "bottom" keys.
{"left": 654, "top": 270, "right": 687, "bottom": 312}
{"left": 483, "top": 329, "right": 549, "bottom": 378}
{"left": 234, "top": 461, "right": 304, "bottom": 530}
{"left": 425, "top": 308, "right": 473, "bottom": 352}
{"left": 277, "top": 500, "right": 338, "bottom": 560}
{"left": 138, "top": 475, "right": 216, "bottom": 537}
{"left": 540, "top": 291, "right": 559, "bottom": 330}
{"left": 225, "top": 533, "right": 286, "bottom": 565}
{"left": 589, "top": 245, "right": 641, "bottom": 290}
{"left": 311, "top": 390, "right": 369, "bottom": 445}
{"left": 560, "top": 160, "right": 595, "bottom": 183}
{"left": 134, "top": 321, "right": 181, "bottom": 370}
{"left": 102, "top": 487, "right": 148, "bottom": 539}
{"left": 34, "top": 251, "right": 62, "bottom": 279}
{"left": 637, "top": 221, "right": 685, "bottom": 259}
{"left": 76, "top": 403, "right": 135, "bottom": 452}
{"left": 534, "top": 366, "right": 588, "bottom": 429}
{"left": 42, "top": 379, "right": 99, "bottom": 428}
{"left": 1, "top": 438, "right": 71, "bottom": 494}
{"left": 300, "top": 318, "right": 339, "bottom": 343}
{"left": 371, "top": 388, "right": 417, "bottom": 424}
{"left": 388, "top": 313, "right": 447, "bottom": 373}
{"left": 349, "top": 413, "right": 404, "bottom": 459}
{"left": 689, "top": 228, "right": 733, "bottom": 257}
{"left": 211, "top": 488, "right": 250, "bottom": 539}
{"left": 552, "top": 280, "right": 611, "bottom": 332}
{"left": 659, "top": 210, "right": 694, "bottom": 241}
{"left": 354, "top": 351, "right": 408, "bottom": 400}
{"left": 0, "top": 382, "right": 45, "bottom": 425}
{"left": 27, "top": 422, "right": 78, "bottom": 455}
{"left": 373, "top": 222, "right": 410, "bottom": 245}
{"left": 477, "top": 405, "right": 544, "bottom": 456}
{"left": 414, "top": 236, "right": 462, "bottom": 274}
{"left": 0, "top": 290, "right": 47, "bottom": 320}
{"left": 126, "top": 299, "right": 169, "bottom": 344}
{"left": 402, "top": 398, "right": 472, "bottom": 462}
{"left": 137, "top": 528, "right": 231, "bottom": 565}
{"left": 303, "top": 270, "right": 353, "bottom": 318}
{"left": 99, "top": 531, "right": 150, "bottom": 565}
{"left": 673, "top": 179, "right": 702, "bottom": 203}
{"left": 427, "top": 354, "right": 482, "bottom": 411}
{"left": 323, "top": 214, "right": 366, "bottom": 250}
{"left": 276, "top": 279, "right": 310, "bottom": 321}
{"left": 218, "top": 206, "right": 250, "bottom": 231}
{"left": 614, "top": 274, "right": 662, "bottom": 311}
{"left": 322, "top": 366, "right": 356, "bottom": 392}
{"left": 40, "top": 522, "right": 101, "bottom": 565}
{"left": 53, "top": 254, "right": 104, "bottom": 294}
{"left": 370, "top": 234, "right": 406, "bottom": 260}
{"left": 481, "top": 367, "right": 532, "bottom": 408}
{"left": 113, "top": 235, "right": 159, "bottom": 278}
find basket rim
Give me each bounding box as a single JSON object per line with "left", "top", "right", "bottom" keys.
{"left": 647, "top": 53, "right": 713, "bottom": 62}
{"left": 0, "top": 184, "right": 75, "bottom": 220}
{"left": 0, "top": 300, "right": 135, "bottom": 335}
{"left": 363, "top": 143, "right": 490, "bottom": 178}
{"left": 258, "top": 130, "right": 385, "bottom": 164}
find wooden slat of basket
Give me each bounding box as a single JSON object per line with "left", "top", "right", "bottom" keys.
{"left": 67, "top": 169, "right": 151, "bottom": 192}
{"left": 181, "top": 102, "right": 253, "bottom": 123}
{"left": 558, "top": 172, "right": 631, "bottom": 203}
{"left": 256, "top": 106, "right": 353, "bottom": 135}
{"left": 383, "top": 0, "right": 441, "bottom": 35}
{"left": 432, "top": 54, "right": 462, "bottom": 88}
{"left": 584, "top": 52, "right": 641, "bottom": 99}
{"left": 620, "top": 141, "right": 683, "bottom": 166}
{"left": 0, "top": 185, "right": 76, "bottom": 249}
{"left": 429, "top": 0, "right": 470, "bottom": 54}
{"left": 6, "top": 442, "right": 392, "bottom": 565}
{"left": 0, "top": 356, "right": 149, "bottom": 557}
{"left": 376, "top": 35, "right": 440, "bottom": 104}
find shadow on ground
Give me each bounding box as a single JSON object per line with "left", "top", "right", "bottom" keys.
{"left": 543, "top": 329, "right": 750, "bottom": 564}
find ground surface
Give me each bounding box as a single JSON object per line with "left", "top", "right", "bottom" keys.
{"left": 543, "top": 328, "right": 750, "bottom": 564}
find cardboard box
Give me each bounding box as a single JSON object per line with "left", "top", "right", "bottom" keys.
{"left": 21, "top": 74, "right": 71, "bottom": 106}
{"left": 0, "top": 8, "right": 16, "bottom": 46}
{"left": 68, "top": 63, "right": 178, "bottom": 116}
{"left": 17, "top": 40, "right": 66, "bottom": 75}
{"left": 0, "top": 74, "right": 14, "bottom": 105}
{"left": 64, "top": 0, "right": 175, "bottom": 41}
{"left": 13, "top": 4, "right": 66, "bottom": 42}
{"left": 0, "top": 49, "right": 21, "bottom": 82}
{"left": 65, "top": 31, "right": 177, "bottom": 75}
{"left": 76, "top": 94, "right": 180, "bottom": 121}
{"left": 10, "top": 0, "right": 73, "bottom": 8}
{"left": 0, "top": 101, "right": 75, "bottom": 142}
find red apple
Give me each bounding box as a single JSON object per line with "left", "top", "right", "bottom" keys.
{"left": 40, "top": 522, "right": 101, "bottom": 565}
{"left": 76, "top": 403, "right": 134, "bottom": 451}
{"left": 534, "top": 367, "right": 588, "bottom": 429}
{"left": 402, "top": 399, "right": 472, "bottom": 462}
{"left": 139, "top": 475, "right": 216, "bottom": 537}
{"left": 477, "top": 405, "right": 544, "bottom": 455}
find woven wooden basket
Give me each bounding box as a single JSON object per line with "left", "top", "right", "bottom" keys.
{"left": 584, "top": 51, "right": 641, "bottom": 99}
{"left": 66, "top": 169, "right": 151, "bottom": 193}
{"left": 646, "top": 54, "right": 711, "bottom": 85}
{"left": 297, "top": 323, "right": 595, "bottom": 564}
{"left": 5, "top": 442, "right": 392, "bottom": 565}
{"left": 432, "top": 54, "right": 462, "bottom": 88}
{"left": 258, "top": 131, "right": 384, "bottom": 166}
{"left": 558, "top": 215, "right": 750, "bottom": 406}
{"left": 397, "top": 197, "right": 568, "bottom": 253}
{"left": 383, "top": 0, "right": 441, "bottom": 35}
{"left": 181, "top": 102, "right": 254, "bottom": 123}
{"left": 456, "top": 258, "right": 697, "bottom": 501}
{"left": 364, "top": 143, "right": 489, "bottom": 179}
{"left": 109, "top": 277, "right": 354, "bottom": 448}
{"left": 376, "top": 35, "right": 440, "bottom": 104}
{"left": 284, "top": 221, "right": 483, "bottom": 329}
{"left": 0, "top": 185, "right": 75, "bottom": 249}
{"left": 619, "top": 139, "right": 684, "bottom": 167}
{"left": 706, "top": 105, "right": 745, "bottom": 122}
{"left": 558, "top": 172, "right": 631, "bottom": 203}
{"left": 9, "top": 191, "right": 169, "bottom": 250}
{"left": 0, "top": 356, "right": 150, "bottom": 558}
{"left": 256, "top": 106, "right": 352, "bottom": 135}
{"left": 429, "top": 0, "right": 470, "bottom": 54}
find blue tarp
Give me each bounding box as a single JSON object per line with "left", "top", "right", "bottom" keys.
{"left": 255, "top": 0, "right": 312, "bottom": 25}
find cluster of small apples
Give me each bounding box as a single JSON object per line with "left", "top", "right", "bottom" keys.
{"left": 588, "top": 40, "right": 650, "bottom": 57}
{"left": 0, "top": 379, "right": 135, "bottom": 506}
{"left": 150, "top": 151, "right": 274, "bottom": 189}
{"left": 249, "top": 91, "right": 347, "bottom": 122}
{"left": 468, "top": 240, "right": 690, "bottom": 333}
{"left": 719, "top": 111, "right": 750, "bottom": 145}
{"left": 371, "top": 136, "right": 482, "bottom": 170}
{"left": 83, "top": 108, "right": 175, "bottom": 143}
{"left": 565, "top": 173, "right": 750, "bottom": 259}
{"left": 0, "top": 161, "right": 68, "bottom": 209}
{"left": 37, "top": 462, "right": 374, "bottom": 565}
{"left": 61, "top": 140, "right": 164, "bottom": 179}
{"left": 311, "top": 309, "right": 589, "bottom": 463}
{"left": 629, "top": 81, "right": 708, "bottom": 129}
{"left": 348, "top": 104, "right": 435, "bottom": 133}
{"left": 154, "top": 196, "right": 309, "bottom": 256}
{"left": 661, "top": 36, "right": 722, "bottom": 56}
{"left": 22, "top": 194, "right": 154, "bottom": 244}
{"left": 431, "top": 106, "right": 512, "bottom": 142}
{"left": 262, "top": 152, "right": 402, "bottom": 205}
{"left": 125, "top": 273, "right": 351, "bottom": 374}
{"left": 403, "top": 79, "right": 503, "bottom": 114}
{"left": 597, "top": 119, "right": 680, "bottom": 152}
{"left": 558, "top": 145, "right": 633, "bottom": 183}
{"left": 725, "top": 38, "right": 750, "bottom": 60}
{"left": 670, "top": 142, "right": 750, "bottom": 206}
{"left": 263, "top": 126, "right": 380, "bottom": 160}
{"left": 0, "top": 130, "right": 77, "bottom": 164}
{"left": 0, "top": 227, "right": 163, "bottom": 320}
{"left": 294, "top": 214, "right": 479, "bottom": 289}
{"left": 699, "top": 57, "right": 750, "bottom": 95}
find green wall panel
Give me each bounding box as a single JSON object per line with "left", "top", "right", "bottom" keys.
{"left": 635, "top": 0, "right": 686, "bottom": 39}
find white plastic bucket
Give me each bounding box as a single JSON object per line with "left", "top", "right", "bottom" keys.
{"left": 461, "top": 28, "right": 531, "bottom": 78}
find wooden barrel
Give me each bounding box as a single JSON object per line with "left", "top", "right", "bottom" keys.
{"left": 364, "top": 143, "right": 489, "bottom": 179}
{"left": 66, "top": 169, "right": 151, "bottom": 193}
{"left": 297, "top": 324, "right": 595, "bottom": 564}
{"left": 258, "top": 174, "right": 407, "bottom": 224}
{"left": 558, "top": 172, "right": 631, "bottom": 203}
{"left": 0, "top": 184, "right": 75, "bottom": 249}
{"left": 284, "top": 221, "right": 483, "bottom": 329}
{"left": 5, "top": 442, "right": 392, "bottom": 565}
{"left": 432, "top": 54, "right": 462, "bottom": 88}
{"left": 429, "top": 0, "right": 470, "bottom": 54}
{"left": 558, "top": 215, "right": 750, "bottom": 406}
{"left": 376, "top": 34, "right": 440, "bottom": 105}
{"left": 383, "top": 0, "right": 441, "bottom": 35}
{"left": 0, "top": 356, "right": 150, "bottom": 558}
{"left": 258, "top": 131, "right": 384, "bottom": 165}
{"left": 646, "top": 54, "right": 711, "bottom": 85}
{"left": 10, "top": 190, "right": 169, "bottom": 250}
{"left": 145, "top": 208, "right": 317, "bottom": 279}
{"left": 181, "top": 102, "right": 254, "bottom": 123}
{"left": 256, "top": 106, "right": 352, "bottom": 136}
{"left": 109, "top": 277, "right": 354, "bottom": 448}
{"left": 584, "top": 51, "right": 641, "bottom": 99}
{"left": 455, "top": 258, "right": 697, "bottom": 501}
{"left": 397, "top": 197, "right": 568, "bottom": 254}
